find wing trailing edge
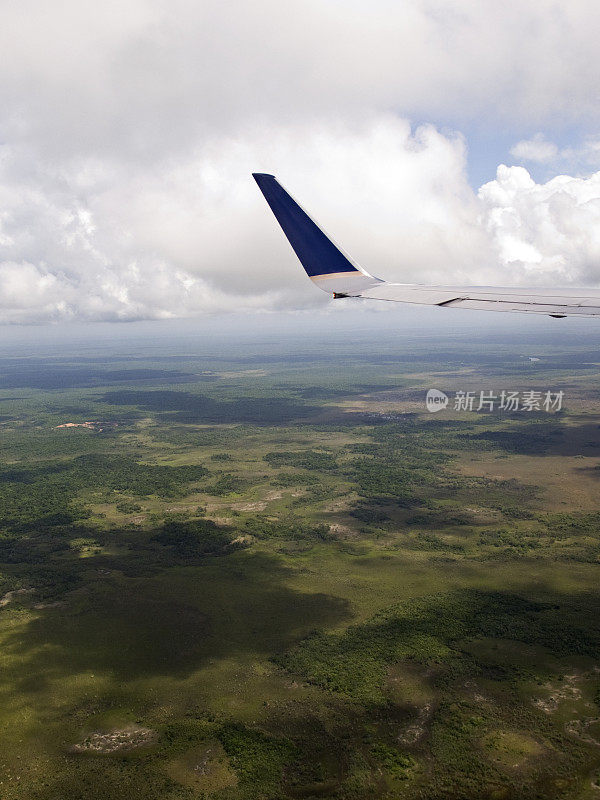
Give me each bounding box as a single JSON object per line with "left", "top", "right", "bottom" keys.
{"left": 253, "top": 173, "right": 600, "bottom": 317}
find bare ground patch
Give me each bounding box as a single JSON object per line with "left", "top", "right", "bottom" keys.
{"left": 0, "top": 588, "right": 34, "bottom": 607}
{"left": 72, "top": 726, "right": 157, "bottom": 754}
{"left": 533, "top": 673, "right": 583, "bottom": 714}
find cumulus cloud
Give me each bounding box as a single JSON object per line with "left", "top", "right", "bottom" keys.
{"left": 479, "top": 165, "right": 600, "bottom": 287}
{"left": 2, "top": 1, "right": 600, "bottom": 323}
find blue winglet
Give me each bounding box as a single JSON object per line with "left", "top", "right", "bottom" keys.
{"left": 252, "top": 173, "right": 362, "bottom": 278}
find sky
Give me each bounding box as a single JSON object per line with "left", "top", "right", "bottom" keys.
{"left": 2, "top": 1, "right": 600, "bottom": 327}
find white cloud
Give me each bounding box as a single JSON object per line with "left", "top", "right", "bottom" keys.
{"left": 0, "top": 118, "right": 484, "bottom": 322}
{"left": 510, "top": 134, "right": 559, "bottom": 164}
{"left": 4, "top": 117, "right": 600, "bottom": 323}
{"left": 3, "top": 2, "right": 600, "bottom": 322}
{"left": 511, "top": 135, "right": 600, "bottom": 176}
{"left": 479, "top": 165, "right": 600, "bottom": 286}
{"left": 3, "top": 0, "right": 600, "bottom": 159}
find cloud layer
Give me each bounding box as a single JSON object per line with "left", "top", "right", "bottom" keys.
{"left": 4, "top": 0, "right": 600, "bottom": 152}
{"left": 2, "top": 1, "right": 600, "bottom": 323}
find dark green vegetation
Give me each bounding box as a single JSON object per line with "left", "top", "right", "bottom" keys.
{"left": 3, "top": 329, "right": 600, "bottom": 799}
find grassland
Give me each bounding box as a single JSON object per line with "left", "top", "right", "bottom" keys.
{"left": 2, "top": 330, "right": 600, "bottom": 798}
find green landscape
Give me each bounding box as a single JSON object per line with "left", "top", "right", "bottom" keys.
{"left": 2, "top": 327, "right": 600, "bottom": 799}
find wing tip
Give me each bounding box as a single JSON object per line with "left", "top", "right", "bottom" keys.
{"left": 252, "top": 172, "right": 382, "bottom": 294}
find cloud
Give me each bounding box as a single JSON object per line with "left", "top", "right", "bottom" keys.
{"left": 3, "top": 2, "right": 600, "bottom": 323}
{"left": 0, "top": 117, "right": 484, "bottom": 322}
{"left": 479, "top": 165, "right": 600, "bottom": 287}
{"left": 3, "top": 0, "right": 600, "bottom": 160}
{"left": 4, "top": 116, "right": 600, "bottom": 323}
{"left": 510, "top": 134, "right": 559, "bottom": 164}
{"left": 510, "top": 133, "right": 600, "bottom": 174}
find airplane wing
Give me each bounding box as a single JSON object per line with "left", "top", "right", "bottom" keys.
{"left": 252, "top": 172, "right": 600, "bottom": 318}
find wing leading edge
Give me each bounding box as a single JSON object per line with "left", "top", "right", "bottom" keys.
{"left": 252, "top": 172, "right": 600, "bottom": 318}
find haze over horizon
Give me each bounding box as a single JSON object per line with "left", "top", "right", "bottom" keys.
{"left": 3, "top": 1, "right": 600, "bottom": 325}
